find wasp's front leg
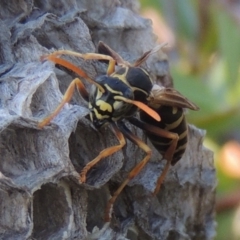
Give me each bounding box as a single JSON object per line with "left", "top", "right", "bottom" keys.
{"left": 38, "top": 78, "right": 88, "bottom": 128}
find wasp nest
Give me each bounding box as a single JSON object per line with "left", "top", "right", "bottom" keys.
{"left": 0, "top": 0, "right": 216, "bottom": 239}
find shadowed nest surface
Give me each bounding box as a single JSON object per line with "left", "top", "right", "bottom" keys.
{"left": 0, "top": 0, "right": 216, "bottom": 239}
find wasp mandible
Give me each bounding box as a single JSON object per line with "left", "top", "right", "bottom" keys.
{"left": 38, "top": 42, "right": 199, "bottom": 221}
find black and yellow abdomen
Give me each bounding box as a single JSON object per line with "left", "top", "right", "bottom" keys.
{"left": 140, "top": 105, "right": 188, "bottom": 165}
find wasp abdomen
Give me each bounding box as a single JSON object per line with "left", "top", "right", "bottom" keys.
{"left": 140, "top": 105, "right": 188, "bottom": 165}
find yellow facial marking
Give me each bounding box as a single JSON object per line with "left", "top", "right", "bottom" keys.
{"left": 96, "top": 100, "right": 112, "bottom": 112}
{"left": 93, "top": 108, "right": 110, "bottom": 120}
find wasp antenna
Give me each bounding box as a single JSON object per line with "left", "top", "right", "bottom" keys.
{"left": 114, "top": 96, "right": 161, "bottom": 122}
{"left": 133, "top": 42, "right": 168, "bottom": 67}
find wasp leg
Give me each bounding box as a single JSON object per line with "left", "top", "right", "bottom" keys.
{"left": 105, "top": 121, "right": 152, "bottom": 222}
{"left": 42, "top": 55, "right": 105, "bottom": 92}
{"left": 80, "top": 123, "right": 126, "bottom": 183}
{"left": 98, "top": 41, "right": 130, "bottom": 67}
{"left": 38, "top": 78, "right": 88, "bottom": 128}
{"left": 43, "top": 50, "right": 116, "bottom": 75}
{"left": 127, "top": 117, "right": 179, "bottom": 196}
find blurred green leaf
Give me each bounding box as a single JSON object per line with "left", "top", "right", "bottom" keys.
{"left": 157, "top": 0, "right": 198, "bottom": 40}
{"left": 198, "top": 6, "right": 218, "bottom": 60}
{"left": 217, "top": 164, "right": 240, "bottom": 194}
{"left": 172, "top": 68, "right": 220, "bottom": 113}
{"left": 174, "top": 0, "right": 198, "bottom": 40}
{"left": 216, "top": 210, "right": 235, "bottom": 240}
{"left": 215, "top": 7, "right": 240, "bottom": 87}
{"left": 172, "top": 68, "right": 240, "bottom": 140}
{"left": 140, "top": 0, "right": 160, "bottom": 10}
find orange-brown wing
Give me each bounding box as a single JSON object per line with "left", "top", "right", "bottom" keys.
{"left": 148, "top": 85, "right": 199, "bottom": 111}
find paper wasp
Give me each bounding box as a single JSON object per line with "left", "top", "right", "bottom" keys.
{"left": 38, "top": 42, "right": 199, "bottom": 221}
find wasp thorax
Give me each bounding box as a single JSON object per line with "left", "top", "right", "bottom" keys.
{"left": 112, "top": 67, "right": 153, "bottom": 103}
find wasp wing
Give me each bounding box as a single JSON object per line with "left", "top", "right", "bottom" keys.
{"left": 133, "top": 43, "right": 168, "bottom": 67}
{"left": 149, "top": 85, "right": 199, "bottom": 110}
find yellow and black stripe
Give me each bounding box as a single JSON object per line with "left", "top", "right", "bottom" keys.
{"left": 112, "top": 67, "right": 152, "bottom": 103}
{"left": 89, "top": 67, "right": 154, "bottom": 128}
{"left": 139, "top": 105, "right": 188, "bottom": 165}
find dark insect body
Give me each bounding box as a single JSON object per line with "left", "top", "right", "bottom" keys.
{"left": 141, "top": 106, "right": 187, "bottom": 164}
{"left": 38, "top": 42, "right": 199, "bottom": 221}
{"left": 88, "top": 66, "right": 153, "bottom": 128}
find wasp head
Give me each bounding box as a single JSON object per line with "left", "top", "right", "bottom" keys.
{"left": 88, "top": 75, "right": 135, "bottom": 129}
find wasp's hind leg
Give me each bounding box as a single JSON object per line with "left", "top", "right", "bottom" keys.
{"left": 128, "top": 117, "right": 179, "bottom": 196}
{"left": 104, "top": 121, "right": 152, "bottom": 222}
{"left": 38, "top": 77, "right": 88, "bottom": 128}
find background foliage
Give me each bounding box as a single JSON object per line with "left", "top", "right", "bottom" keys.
{"left": 139, "top": 0, "right": 240, "bottom": 239}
